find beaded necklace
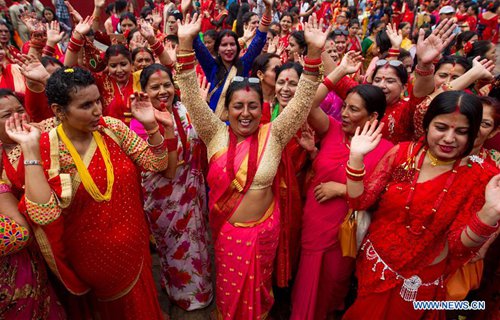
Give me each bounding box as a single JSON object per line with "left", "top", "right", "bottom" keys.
{"left": 404, "top": 147, "right": 461, "bottom": 236}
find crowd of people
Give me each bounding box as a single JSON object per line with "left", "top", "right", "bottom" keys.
{"left": 0, "top": 0, "right": 499, "bottom": 319}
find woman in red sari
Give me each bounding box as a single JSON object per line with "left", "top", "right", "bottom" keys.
{"left": 343, "top": 91, "right": 500, "bottom": 319}
{"left": 176, "top": 13, "right": 329, "bottom": 319}
{"left": 6, "top": 67, "right": 173, "bottom": 319}
{"left": 478, "top": 2, "right": 498, "bottom": 44}
{"left": 291, "top": 57, "right": 393, "bottom": 319}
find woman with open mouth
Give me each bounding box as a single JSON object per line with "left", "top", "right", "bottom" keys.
{"left": 176, "top": 12, "right": 329, "bottom": 319}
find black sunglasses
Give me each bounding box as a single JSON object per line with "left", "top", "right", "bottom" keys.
{"left": 333, "top": 29, "right": 349, "bottom": 36}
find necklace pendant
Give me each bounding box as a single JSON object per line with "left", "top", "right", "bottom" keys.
{"left": 400, "top": 275, "right": 422, "bottom": 302}
{"left": 406, "top": 225, "right": 424, "bottom": 236}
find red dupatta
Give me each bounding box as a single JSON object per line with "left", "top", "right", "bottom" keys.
{"left": 207, "top": 124, "right": 272, "bottom": 243}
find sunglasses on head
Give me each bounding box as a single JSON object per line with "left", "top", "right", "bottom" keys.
{"left": 376, "top": 59, "right": 403, "bottom": 67}
{"left": 333, "top": 29, "right": 349, "bottom": 36}
{"left": 232, "top": 76, "right": 260, "bottom": 84}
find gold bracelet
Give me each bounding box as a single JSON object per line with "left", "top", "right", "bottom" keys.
{"left": 146, "top": 125, "right": 160, "bottom": 136}
{"left": 177, "top": 52, "right": 196, "bottom": 58}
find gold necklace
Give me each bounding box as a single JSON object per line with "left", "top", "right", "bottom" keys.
{"left": 427, "top": 150, "right": 456, "bottom": 167}
{"left": 57, "top": 125, "right": 114, "bottom": 202}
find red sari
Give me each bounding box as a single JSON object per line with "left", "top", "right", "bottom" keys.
{"left": 291, "top": 117, "right": 393, "bottom": 320}
{"left": 479, "top": 13, "right": 498, "bottom": 44}
{"left": 344, "top": 142, "right": 499, "bottom": 319}
{"left": 21, "top": 117, "right": 166, "bottom": 319}
{"left": 208, "top": 125, "right": 279, "bottom": 319}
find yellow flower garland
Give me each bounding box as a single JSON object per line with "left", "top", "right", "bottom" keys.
{"left": 57, "top": 124, "right": 114, "bottom": 202}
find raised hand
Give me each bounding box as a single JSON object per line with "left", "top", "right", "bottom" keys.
{"left": 349, "top": 120, "right": 384, "bottom": 157}
{"left": 139, "top": 19, "right": 155, "bottom": 42}
{"left": 267, "top": 36, "right": 279, "bottom": 53}
{"left": 74, "top": 16, "right": 94, "bottom": 37}
{"left": 65, "top": 1, "right": 83, "bottom": 24}
{"left": 417, "top": 18, "right": 456, "bottom": 65}
{"left": 198, "top": 74, "right": 211, "bottom": 101}
{"left": 386, "top": 23, "right": 402, "bottom": 49}
{"left": 296, "top": 124, "right": 315, "bottom": 152}
{"left": 471, "top": 56, "right": 495, "bottom": 81}
{"left": 314, "top": 181, "right": 346, "bottom": 203}
{"left": 165, "top": 40, "right": 177, "bottom": 64}
{"left": 177, "top": 13, "right": 202, "bottom": 42}
{"left": 15, "top": 54, "right": 50, "bottom": 84}
{"left": 20, "top": 12, "right": 42, "bottom": 33}
{"left": 339, "top": 51, "right": 363, "bottom": 74}
{"left": 154, "top": 108, "right": 174, "bottom": 128}
{"left": 46, "top": 21, "right": 64, "bottom": 46}
{"left": 304, "top": 13, "right": 332, "bottom": 55}
{"left": 5, "top": 113, "right": 41, "bottom": 147}
{"left": 242, "top": 24, "right": 256, "bottom": 42}
{"left": 152, "top": 7, "right": 163, "bottom": 28}
{"left": 130, "top": 92, "right": 157, "bottom": 127}
{"left": 181, "top": 0, "right": 193, "bottom": 17}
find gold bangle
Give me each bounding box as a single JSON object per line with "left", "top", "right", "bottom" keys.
{"left": 176, "top": 52, "right": 196, "bottom": 58}
{"left": 146, "top": 125, "right": 160, "bottom": 136}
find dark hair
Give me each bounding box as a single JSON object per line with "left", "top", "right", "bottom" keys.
{"left": 105, "top": 44, "right": 132, "bottom": 63}
{"left": 131, "top": 47, "right": 154, "bottom": 63}
{"left": 290, "top": 31, "right": 307, "bottom": 55}
{"left": 423, "top": 91, "right": 482, "bottom": 156}
{"left": 466, "top": 40, "right": 493, "bottom": 60}
{"left": 268, "top": 28, "right": 277, "bottom": 37}
{"left": 486, "top": 1, "right": 499, "bottom": 12}
{"left": 398, "top": 21, "right": 410, "bottom": 30}
{"left": 165, "top": 34, "right": 179, "bottom": 45}
{"left": 369, "top": 20, "right": 384, "bottom": 34}
{"left": 204, "top": 29, "right": 217, "bottom": 40}
{"left": 115, "top": 0, "right": 128, "bottom": 13}
{"left": 46, "top": 67, "right": 96, "bottom": 109}
{"left": 455, "top": 31, "right": 477, "bottom": 51}
{"left": 373, "top": 61, "right": 408, "bottom": 85}
{"left": 275, "top": 61, "right": 303, "bottom": 80}
{"left": 214, "top": 30, "right": 243, "bottom": 82}
{"left": 139, "top": 63, "right": 178, "bottom": 105}
{"left": 375, "top": 30, "right": 391, "bottom": 55}
{"left": 226, "top": 2, "right": 240, "bottom": 28}
{"left": 40, "top": 56, "right": 64, "bottom": 69}
{"left": 167, "top": 10, "right": 183, "bottom": 21}
{"left": 468, "top": 4, "right": 479, "bottom": 15}
{"left": 120, "top": 12, "right": 137, "bottom": 30}
{"left": 251, "top": 53, "right": 280, "bottom": 77}
{"left": 0, "top": 20, "right": 16, "bottom": 48}
{"left": 236, "top": 3, "right": 251, "bottom": 37}
{"left": 224, "top": 79, "right": 263, "bottom": 109}
{"left": 478, "top": 96, "right": 500, "bottom": 128}
{"left": 140, "top": 7, "right": 153, "bottom": 19}
{"left": 127, "top": 28, "right": 140, "bottom": 44}
{"left": 289, "top": 6, "right": 299, "bottom": 18}
{"left": 0, "top": 88, "right": 21, "bottom": 104}
{"left": 435, "top": 55, "right": 471, "bottom": 73}
{"left": 242, "top": 12, "right": 258, "bottom": 26}
{"left": 346, "top": 84, "right": 387, "bottom": 120}
{"left": 349, "top": 19, "right": 360, "bottom": 27}
{"left": 105, "top": 3, "right": 115, "bottom": 15}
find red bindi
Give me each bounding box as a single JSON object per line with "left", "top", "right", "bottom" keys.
{"left": 245, "top": 85, "right": 250, "bottom": 92}
{"left": 155, "top": 70, "right": 162, "bottom": 77}
{"left": 285, "top": 77, "right": 289, "bottom": 81}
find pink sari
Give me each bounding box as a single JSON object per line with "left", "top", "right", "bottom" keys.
{"left": 291, "top": 118, "right": 393, "bottom": 320}
{"left": 207, "top": 124, "right": 279, "bottom": 319}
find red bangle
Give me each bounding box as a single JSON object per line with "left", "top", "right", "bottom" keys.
{"left": 42, "top": 45, "right": 56, "bottom": 56}
{"left": 415, "top": 64, "right": 435, "bottom": 77}
{"left": 304, "top": 65, "right": 320, "bottom": 72}
{"left": 323, "top": 77, "right": 335, "bottom": 91}
{"left": 177, "top": 56, "right": 196, "bottom": 63}
{"left": 388, "top": 48, "right": 400, "bottom": 53}
{"left": 469, "top": 212, "right": 499, "bottom": 239}
{"left": 304, "top": 56, "right": 322, "bottom": 65}
{"left": 166, "top": 138, "right": 178, "bottom": 151}
{"left": 346, "top": 171, "right": 365, "bottom": 181}
{"left": 346, "top": 163, "right": 365, "bottom": 174}
{"left": 464, "top": 227, "right": 487, "bottom": 244}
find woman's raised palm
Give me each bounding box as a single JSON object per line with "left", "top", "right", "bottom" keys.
{"left": 177, "top": 13, "right": 202, "bottom": 40}
{"left": 349, "top": 120, "right": 384, "bottom": 157}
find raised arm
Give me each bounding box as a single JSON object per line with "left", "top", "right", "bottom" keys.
{"left": 92, "top": 0, "right": 106, "bottom": 33}
{"left": 413, "top": 18, "right": 457, "bottom": 98}
{"left": 308, "top": 51, "right": 363, "bottom": 136}
{"left": 272, "top": 14, "right": 330, "bottom": 146}
{"left": 176, "top": 13, "right": 225, "bottom": 144}
{"left": 139, "top": 19, "right": 174, "bottom": 68}
{"left": 64, "top": 16, "right": 94, "bottom": 67}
